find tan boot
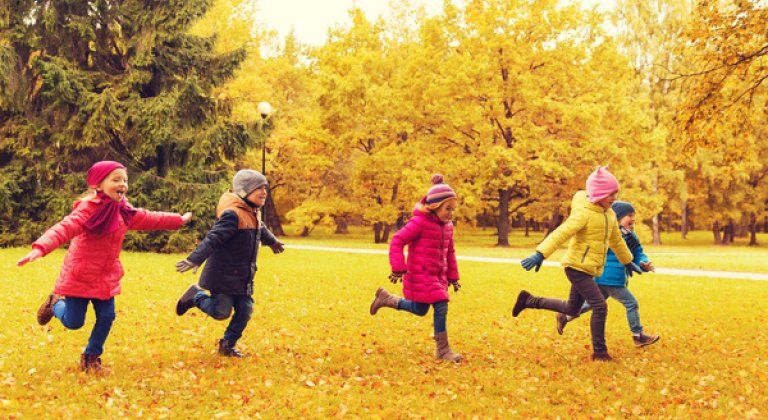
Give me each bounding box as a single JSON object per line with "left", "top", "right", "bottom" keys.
{"left": 369, "top": 287, "right": 401, "bottom": 315}
{"left": 434, "top": 332, "right": 463, "bottom": 363}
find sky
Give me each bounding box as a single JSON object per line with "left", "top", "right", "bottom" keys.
{"left": 255, "top": 0, "right": 617, "bottom": 46}
{"left": 254, "top": 0, "right": 449, "bottom": 46}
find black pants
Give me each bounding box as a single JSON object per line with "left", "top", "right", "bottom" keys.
{"left": 529, "top": 268, "right": 609, "bottom": 354}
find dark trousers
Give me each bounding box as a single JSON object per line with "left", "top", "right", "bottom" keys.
{"left": 194, "top": 292, "right": 254, "bottom": 345}
{"left": 529, "top": 268, "right": 609, "bottom": 354}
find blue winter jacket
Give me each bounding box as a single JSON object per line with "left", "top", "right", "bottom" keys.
{"left": 594, "top": 228, "right": 649, "bottom": 287}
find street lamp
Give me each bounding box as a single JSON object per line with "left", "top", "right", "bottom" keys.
{"left": 257, "top": 101, "right": 272, "bottom": 222}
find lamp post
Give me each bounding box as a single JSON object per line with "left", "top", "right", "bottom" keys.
{"left": 257, "top": 101, "right": 272, "bottom": 223}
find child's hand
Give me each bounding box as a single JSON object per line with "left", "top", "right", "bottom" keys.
{"left": 449, "top": 279, "right": 461, "bottom": 292}
{"left": 640, "top": 261, "right": 655, "bottom": 272}
{"left": 625, "top": 262, "right": 643, "bottom": 277}
{"left": 269, "top": 241, "right": 285, "bottom": 254}
{"left": 181, "top": 212, "right": 193, "bottom": 224}
{"left": 521, "top": 251, "right": 544, "bottom": 272}
{"left": 17, "top": 248, "right": 44, "bottom": 266}
{"left": 175, "top": 259, "right": 199, "bottom": 273}
{"left": 389, "top": 272, "right": 405, "bottom": 283}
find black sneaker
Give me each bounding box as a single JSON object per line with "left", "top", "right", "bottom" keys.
{"left": 633, "top": 332, "right": 660, "bottom": 347}
{"left": 218, "top": 339, "right": 245, "bottom": 358}
{"left": 176, "top": 284, "right": 202, "bottom": 316}
{"left": 512, "top": 290, "right": 532, "bottom": 317}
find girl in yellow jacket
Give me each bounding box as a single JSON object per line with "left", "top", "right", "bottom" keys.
{"left": 513, "top": 166, "right": 643, "bottom": 361}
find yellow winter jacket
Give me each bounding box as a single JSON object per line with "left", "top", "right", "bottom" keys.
{"left": 536, "top": 191, "right": 633, "bottom": 277}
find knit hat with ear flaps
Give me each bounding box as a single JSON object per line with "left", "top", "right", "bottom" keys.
{"left": 586, "top": 166, "right": 619, "bottom": 203}
{"left": 421, "top": 174, "right": 458, "bottom": 210}
{"left": 233, "top": 170, "right": 268, "bottom": 197}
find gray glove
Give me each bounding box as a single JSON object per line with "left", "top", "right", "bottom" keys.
{"left": 175, "top": 259, "right": 199, "bottom": 273}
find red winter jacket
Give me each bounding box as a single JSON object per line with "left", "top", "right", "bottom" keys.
{"left": 32, "top": 197, "right": 184, "bottom": 300}
{"left": 389, "top": 208, "right": 459, "bottom": 304}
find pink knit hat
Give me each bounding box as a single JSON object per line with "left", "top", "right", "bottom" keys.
{"left": 420, "top": 174, "right": 457, "bottom": 210}
{"left": 87, "top": 161, "right": 126, "bottom": 188}
{"left": 586, "top": 166, "right": 619, "bottom": 203}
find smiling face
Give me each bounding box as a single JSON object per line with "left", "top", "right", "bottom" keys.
{"left": 97, "top": 168, "right": 128, "bottom": 202}
{"left": 434, "top": 199, "right": 457, "bottom": 222}
{"left": 246, "top": 185, "right": 268, "bottom": 207}
{"left": 619, "top": 212, "right": 636, "bottom": 230}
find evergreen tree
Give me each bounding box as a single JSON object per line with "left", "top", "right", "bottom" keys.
{"left": 0, "top": 0, "right": 260, "bottom": 250}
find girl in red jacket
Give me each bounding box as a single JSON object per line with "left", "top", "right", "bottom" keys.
{"left": 369, "top": 175, "right": 463, "bottom": 362}
{"left": 17, "top": 161, "right": 192, "bottom": 372}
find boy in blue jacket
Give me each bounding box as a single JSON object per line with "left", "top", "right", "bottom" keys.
{"left": 556, "top": 201, "right": 660, "bottom": 347}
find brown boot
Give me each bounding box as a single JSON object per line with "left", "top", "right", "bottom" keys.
{"left": 369, "top": 287, "right": 401, "bottom": 315}
{"left": 37, "top": 293, "right": 62, "bottom": 326}
{"left": 434, "top": 332, "right": 463, "bottom": 363}
{"left": 80, "top": 353, "right": 103, "bottom": 373}
{"left": 556, "top": 313, "right": 568, "bottom": 335}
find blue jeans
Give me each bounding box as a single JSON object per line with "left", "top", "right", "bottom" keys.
{"left": 578, "top": 286, "right": 642, "bottom": 334}
{"left": 396, "top": 299, "right": 448, "bottom": 334}
{"left": 52, "top": 297, "right": 116, "bottom": 355}
{"left": 194, "top": 292, "right": 254, "bottom": 344}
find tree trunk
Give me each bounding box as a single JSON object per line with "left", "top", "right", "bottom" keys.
{"left": 524, "top": 218, "right": 530, "bottom": 237}
{"left": 749, "top": 212, "right": 758, "bottom": 246}
{"left": 382, "top": 224, "right": 392, "bottom": 243}
{"left": 373, "top": 222, "right": 383, "bottom": 243}
{"left": 496, "top": 188, "right": 511, "bottom": 247}
{"left": 723, "top": 219, "right": 735, "bottom": 244}
{"left": 713, "top": 221, "right": 721, "bottom": 244}
{"left": 334, "top": 216, "right": 349, "bottom": 234}
{"left": 546, "top": 208, "right": 563, "bottom": 235}
{"left": 736, "top": 214, "right": 748, "bottom": 238}
{"left": 300, "top": 226, "right": 310, "bottom": 237}
{"left": 680, "top": 199, "right": 688, "bottom": 239}
{"left": 264, "top": 193, "right": 284, "bottom": 236}
{"left": 652, "top": 214, "right": 662, "bottom": 245}
{"left": 395, "top": 213, "right": 406, "bottom": 230}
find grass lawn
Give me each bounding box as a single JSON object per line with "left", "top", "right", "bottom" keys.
{"left": 0, "top": 244, "right": 766, "bottom": 417}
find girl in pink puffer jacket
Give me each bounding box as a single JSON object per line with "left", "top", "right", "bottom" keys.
{"left": 17, "top": 161, "right": 192, "bottom": 372}
{"left": 369, "top": 174, "right": 463, "bottom": 362}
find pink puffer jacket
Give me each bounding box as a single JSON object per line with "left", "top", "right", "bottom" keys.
{"left": 32, "top": 197, "right": 184, "bottom": 300}
{"left": 389, "top": 208, "right": 459, "bottom": 304}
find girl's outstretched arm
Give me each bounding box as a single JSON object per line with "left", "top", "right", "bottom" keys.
{"left": 128, "top": 209, "right": 188, "bottom": 231}
{"left": 20, "top": 202, "right": 98, "bottom": 265}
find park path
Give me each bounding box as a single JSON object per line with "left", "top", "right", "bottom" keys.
{"left": 285, "top": 244, "right": 768, "bottom": 282}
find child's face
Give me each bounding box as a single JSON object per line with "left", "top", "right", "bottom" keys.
{"left": 619, "top": 213, "right": 635, "bottom": 230}
{"left": 596, "top": 191, "right": 618, "bottom": 209}
{"left": 246, "top": 186, "right": 268, "bottom": 207}
{"left": 434, "top": 200, "right": 457, "bottom": 222}
{"left": 98, "top": 168, "right": 128, "bottom": 202}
